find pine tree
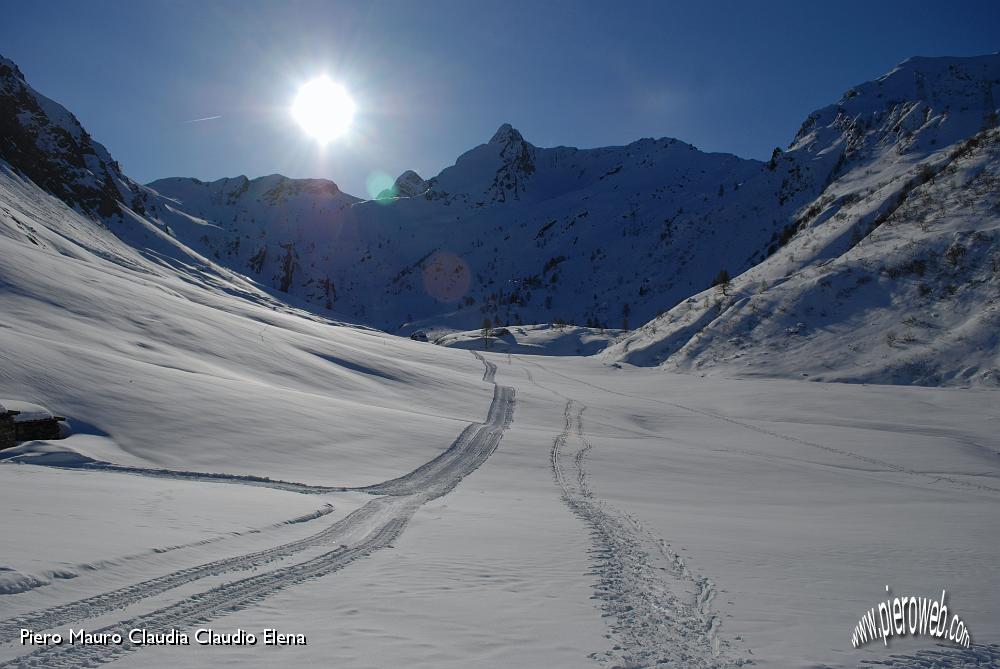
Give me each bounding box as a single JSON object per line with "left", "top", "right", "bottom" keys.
{"left": 481, "top": 318, "right": 493, "bottom": 350}
{"left": 712, "top": 269, "right": 731, "bottom": 296}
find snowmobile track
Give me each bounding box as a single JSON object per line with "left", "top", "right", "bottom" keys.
{"left": 0, "top": 352, "right": 514, "bottom": 668}
{"left": 3, "top": 354, "right": 511, "bottom": 497}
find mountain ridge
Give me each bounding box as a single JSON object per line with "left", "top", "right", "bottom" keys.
{"left": 3, "top": 51, "right": 999, "bottom": 384}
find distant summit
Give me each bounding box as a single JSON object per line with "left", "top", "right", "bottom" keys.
{"left": 376, "top": 170, "right": 429, "bottom": 199}
{"left": 489, "top": 123, "right": 526, "bottom": 146}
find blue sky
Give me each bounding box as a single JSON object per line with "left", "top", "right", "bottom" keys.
{"left": 2, "top": 0, "right": 997, "bottom": 196}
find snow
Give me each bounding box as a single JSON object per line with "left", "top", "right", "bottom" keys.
{"left": 0, "top": 464, "right": 333, "bottom": 596}
{"left": 148, "top": 122, "right": 797, "bottom": 334}
{"left": 0, "top": 165, "right": 496, "bottom": 486}
{"left": 140, "top": 54, "right": 1000, "bottom": 389}
{"left": 0, "top": 400, "right": 53, "bottom": 423}
{"left": 6, "top": 351, "right": 990, "bottom": 669}
{"left": 0, "top": 51, "right": 998, "bottom": 669}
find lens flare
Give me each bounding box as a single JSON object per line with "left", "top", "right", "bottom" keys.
{"left": 366, "top": 171, "right": 395, "bottom": 200}
{"left": 291, "top": 77, "right": 356, "bottom": 144}
{"left": 422, "top": 251, "right": 471, "bottom": 303}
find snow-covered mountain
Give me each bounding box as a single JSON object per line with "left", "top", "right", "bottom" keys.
{"left": 0, "top": 55, "right": 494, "bottom": 485}
{"left": 3, "top": 51, "right": 999, "bottom": 385}
{"left": 149, "top": 122, "right": 817, "bottom": 334}
{"left": 605, "top": 55, "right": 1000, "bottom": 386}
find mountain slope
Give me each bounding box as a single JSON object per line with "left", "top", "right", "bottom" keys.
{"left": 0, "top": 55, "right": 498, "bottom": 481}
{"left": 1, "top": 53, "right": 999, "bottom": 669}
{"left": 605, "top": 55, "right": 1000, "bottom": 386}
{"left": 0, "top": 131, "right": 492, "bottom": 486}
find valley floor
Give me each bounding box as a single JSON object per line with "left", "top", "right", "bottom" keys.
{"left": 1, "top": 352, "right": 998, "bottom": 669}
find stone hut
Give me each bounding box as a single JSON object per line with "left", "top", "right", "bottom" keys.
{"left": 0, "top": 399, "right": 66, "bottom": 450}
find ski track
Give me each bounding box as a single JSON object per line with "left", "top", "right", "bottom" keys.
{"left": 0, "top": 353, "right": 514, "bottom": 668}
{"left": 550, "top": 397, "right": 743, "bottom": 668}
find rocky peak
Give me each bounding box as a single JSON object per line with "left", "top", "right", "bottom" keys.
{"left": 489, "top": 123, "right": 525, "bottom": 146}
{"left": 485, "top": 123, "right": 535, "bottom": 202}
{"left": 391, "top": 170, "right": 429, "bottom": 197}
{"left": 0, "top": 56, "right": 25, "bottom": 82}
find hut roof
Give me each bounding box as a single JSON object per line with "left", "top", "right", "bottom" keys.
{"left": 0, "top": 399, "right": 54, "bottom": 423}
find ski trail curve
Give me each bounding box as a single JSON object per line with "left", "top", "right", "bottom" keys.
{"left": 1, "top": 499, "right": 417, "bottom": 669}
{"left": 1, "top": 355, "right": 513, "bottom": 496}
{"left": 0, "top": 353, "right": 514, "bottom": 668}
{"left": 358, "top": 350, "right": 511, "bottom": 497}
{"left": 551, "top": 399, "right": 742, "bottom": 669}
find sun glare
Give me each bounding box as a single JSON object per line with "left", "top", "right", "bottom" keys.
{"left": 291, "top": 76, "right": 356, "bottom": 144}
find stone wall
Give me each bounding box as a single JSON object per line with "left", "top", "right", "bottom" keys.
{"left": 14, "top": 419, "right": 62, "bottom": 442}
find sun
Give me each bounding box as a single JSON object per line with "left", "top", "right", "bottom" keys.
{"left": 291, "top": 76, "right": 356, "bottom": 144}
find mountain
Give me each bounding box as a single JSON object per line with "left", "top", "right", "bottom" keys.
{"left": 3, "top": 51, "right": 999, "bottom": 386}
{"left": 145, "top": 55, "right": 998, "bottom": 352}
{"left": 0, "top": 54, "right": 485, "bottom": 487}
{"left": 604, "top": 55, "right": 1000, "bottom": 386}
{"left": 150, "top": 122, "right": 820, "bottom": 333}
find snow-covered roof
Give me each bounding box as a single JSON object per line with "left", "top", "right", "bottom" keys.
{"left": 0, "top": 399, "right": 54, "bottom": 423}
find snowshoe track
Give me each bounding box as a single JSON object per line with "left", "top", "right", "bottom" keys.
{"left": 522, "top": 358, "right": 998, "bottom": 496}
{"left": 858, "top": 643, "right": 1000, "bottom": 668}
{"left": 527, "top": 358, "right": 998, "bottom": 667}
{"left": 551, "top": 399, "right": 744, "bottom": 669}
